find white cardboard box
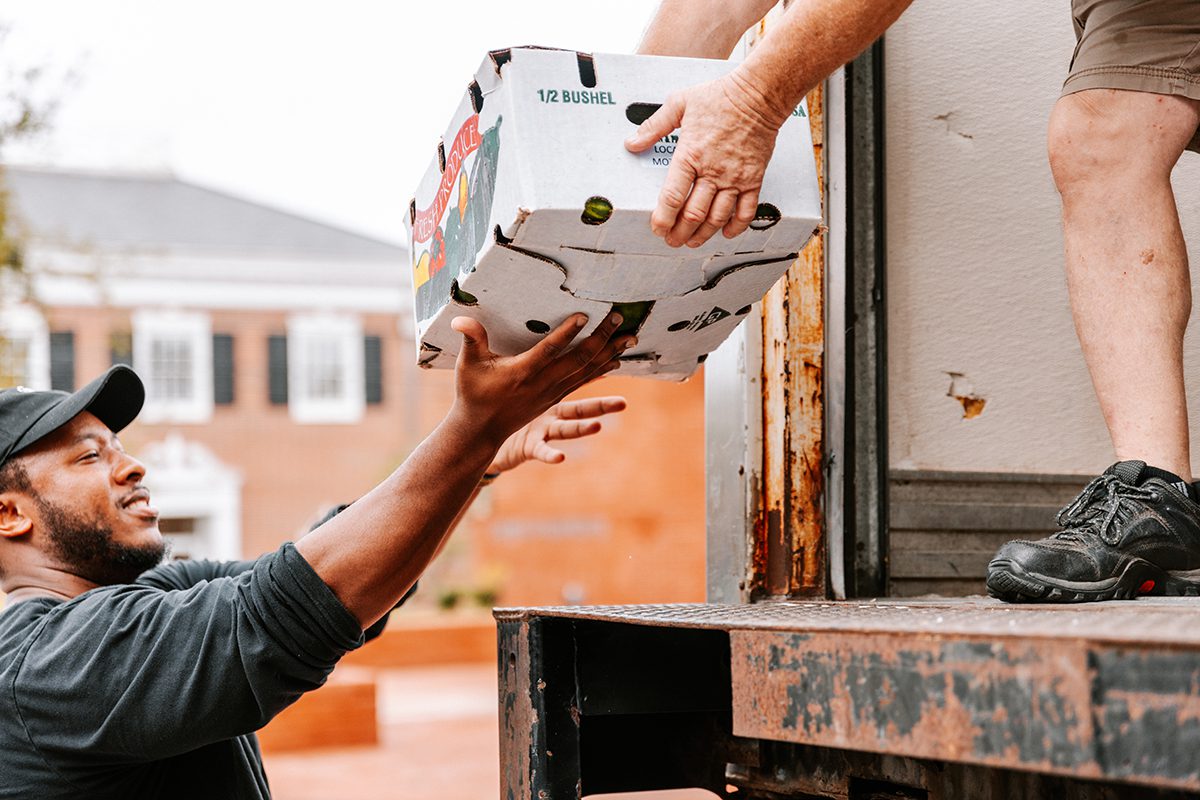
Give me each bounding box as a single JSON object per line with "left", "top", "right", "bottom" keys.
{"left": 405, "top": 47, "right": 821, "bottom": 380}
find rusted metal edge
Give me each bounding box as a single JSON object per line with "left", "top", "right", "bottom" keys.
{"left": 890, "top": 468, "right": 1093, "bottom": 485}
{"left": 757, "top": 83, "right": 828, "bottom": 601}
{"left": 731, "top": 629, "right": 1200, "bottom": 791}
{"left": 493, "top": 601, "right": 1200, "bottom": 647}
{"left": 497, "top": 618, "right": 536, "bottom": 800}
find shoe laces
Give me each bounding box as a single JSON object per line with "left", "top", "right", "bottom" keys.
{"left": 1052, "top": 473, "right": 1160, "bottom": 546}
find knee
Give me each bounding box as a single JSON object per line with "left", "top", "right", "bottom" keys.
{"left": 1048, "top": 91, "right": 1189, "bottom": 193}
{"left": 1046, "top": 97, "right": 1118, "bottom": 193}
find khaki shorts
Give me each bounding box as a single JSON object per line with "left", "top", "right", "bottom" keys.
{"left": 1066, "top": 0, "right": 1200, "bottom": 151}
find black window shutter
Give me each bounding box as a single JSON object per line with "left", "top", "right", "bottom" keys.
{"left": 268, "top": 335, "right": 288, "bottom": 405}
{"left": 364, "top": 335, "right": 383, "bottom": 405}
{"left": 49, "top": 331, "right": 75, "bottom": 392}
{"left": 110, "top": 331, "right": 133, "bottom": 367}
{"left": 213, "top": 333, "right": 234, "bottom": 405}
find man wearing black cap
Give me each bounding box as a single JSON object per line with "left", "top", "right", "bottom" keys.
{"left": 0, "top": 312, "right": 633, "bottom": 799}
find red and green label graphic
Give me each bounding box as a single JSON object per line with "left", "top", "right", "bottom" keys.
{"left": 413, "top": 114, "right": 503, "bottom": 323}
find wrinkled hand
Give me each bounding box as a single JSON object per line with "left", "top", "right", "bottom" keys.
{"left": 449, "top": 312, "right": 633, "bottom": 453}
{"left": 624, "top": 71, "right": 782, "bottom": 249}
{"left": 488, "top": 395, "right": 627, "bottom": 473}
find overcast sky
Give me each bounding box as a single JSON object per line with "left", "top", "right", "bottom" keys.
{"left": 1, "top": 1, "right": 661, "bottom": 247}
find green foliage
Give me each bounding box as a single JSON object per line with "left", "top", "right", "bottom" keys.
{"left": 0, "top": 181, "right": 19, "bottom": 275}
{"left": 471, "top": 587, "right": 499, "bottom": 608}
{"left": 436, "top": 589, "right": 462, "bottom": 610}
{"left": 0, "top": 22, "right": 57, "bottom": 293}
{"left": 0, "top": 25, "right": 55, "bottom": 147}
{"left": 436, "top": 585, "right": 500, "bottom": 611}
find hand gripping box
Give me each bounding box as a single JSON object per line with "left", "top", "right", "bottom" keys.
{"left": 405, "top": 47, "right": 822, "bottom": 380}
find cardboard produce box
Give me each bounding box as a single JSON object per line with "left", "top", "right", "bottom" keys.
{"left": 405, "top": 46, "right": 821, "bottom": 380}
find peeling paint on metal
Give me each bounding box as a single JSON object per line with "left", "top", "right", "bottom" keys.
{"left": 956, "top": 395, "right": 986, "bottom": 419}
{"left": 757, "top": 82, "right": 826, "bottom": 599}
{"left": 498, "top": 620, "right": 535, "bottom": 800}
{"left": 732, "top": 631, "right": 1100, "bottom": 778}
{"left": 1091, "top": 648, "right": 1200, "bottom": 785}
{"left": 946, "top": 371, "right": 986, "bottom": 419}
{"left": 731, "top": 628, "right": 1200, "bottom": 790}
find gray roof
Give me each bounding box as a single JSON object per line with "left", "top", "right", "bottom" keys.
{"left": 2, "top": 166, "right": 403, "bottom": 259}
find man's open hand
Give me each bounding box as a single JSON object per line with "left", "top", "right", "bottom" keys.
{"left": 488, "top": 396, "right": 627, "bottom": 474}
{"left": 624, "top": 70, "right": 783, "bottom": 249}
{"left": 448, "top": 312, "right": 633, "bottom": 453}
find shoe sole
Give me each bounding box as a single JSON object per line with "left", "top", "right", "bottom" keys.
{"left": 1163, "top": 568, "right": 1200, "bottom": 597}
{"left": 986, "top": 557, "right": 1168, "bottom": 603}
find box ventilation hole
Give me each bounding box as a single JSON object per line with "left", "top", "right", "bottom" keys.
{"left": 525, "top": 320, "right": 551, "bottom": 335}
{"left": 668, "top": 321, "right": 689, "bottom": 332}
{"left": 625, "top": 103, "right": 660, "bottom": 126}
{"left": 576, "top": 53, "right": 597, "bottom": 88}
{"left": 489, "top": 49, "right": 512, "bottom": 74}
{"left": 450, "top": 280, "right": 478, "bottom": 306}
{"left": 735, "top": 305, "right": 752, "bottom": 316}
{"left": 611, "top": 300, "right": 654, "bottom": 337}
{"left": 468, "top": 80, "right": 484, "bottom": 113}
{"left": 437, "top": 140, "right": 446, "bottom": 173}
{"left": 581, "top": 196, "right": 613, "bottom": 226}
{"left": 748, "top": 203, "right": 781, "bottom": 231}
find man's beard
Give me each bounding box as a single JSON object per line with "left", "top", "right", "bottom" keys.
{"left": 38, "top": 496, "right": 166, "bottom": 585}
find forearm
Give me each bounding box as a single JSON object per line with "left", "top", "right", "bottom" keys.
{"left": 638, "top": 0, "right": 777, "bottom": 58}
{"left": 295, "top": 310, "right": 626, "bottom": 628}
{"left": 733, "top": 0, "right": 912, "bottom": 126}
{"left": 295, "top": 407, "right": 498, "bottom": 628}
{"left": 432, "top": 483, "right": 482, "bottom": 562}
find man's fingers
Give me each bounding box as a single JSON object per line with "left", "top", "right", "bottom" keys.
{"left": 523, "top": 313, "right": 588, "bottom": 370}
{"left": 687, "top": 188, "right": 739, "bottom": 248}
{"left": 547, "top": 419, "right": 602, "bottom": 441}
{"left": 451, "top": 316, "right": 492, "bottom": 363}
{"left": 542, "top": 312, "right": 627, "bottom": 384}
{"left": 723, "top": 190, "right": 761, "bottom": 239}
{"left": 624, "top": 93, "right": 683, "bottom": 153}
{"left": 531, "top": 441, "right": 566, "bottom": 464}
{"left": 666, "top": 179, "right": 718, "bottom": 248}
{"left": 651, "top": 156, "right": 697, "bottom": 239}
{"left": 563, "top": 355, "right": 623, "bottom": 397}
{"left": 555, "top": 396, "right": 628, "bottom": 420}
{"left": 572, "top": 337, "right": 629, "bottom": 387}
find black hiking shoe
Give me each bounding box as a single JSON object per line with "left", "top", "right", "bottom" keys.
{"left": 986, "top": 460, "right": 1200, "bottom": 603}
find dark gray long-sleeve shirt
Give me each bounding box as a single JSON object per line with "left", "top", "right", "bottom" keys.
{"left": 0, "top": 544, "right": 367, "bottom": 799}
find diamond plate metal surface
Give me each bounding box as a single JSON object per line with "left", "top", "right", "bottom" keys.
{"left": 495, "top": 597, "right": 1200, "bottom": 646}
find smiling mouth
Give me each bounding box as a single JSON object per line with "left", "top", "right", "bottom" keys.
{"left": 121, "top": 491, "right": 159, "bottom": 519}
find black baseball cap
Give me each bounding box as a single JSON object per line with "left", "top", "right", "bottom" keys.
{"left": 0, "top": 365, "right": 145, "bottom": 468}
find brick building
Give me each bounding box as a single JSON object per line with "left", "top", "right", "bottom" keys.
{"left": 0, "top": 166, "right": 705, "bottom": 606}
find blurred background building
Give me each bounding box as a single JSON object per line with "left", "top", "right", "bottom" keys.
{"left": 0, "top": 164, "right": 707, "bottom": 610}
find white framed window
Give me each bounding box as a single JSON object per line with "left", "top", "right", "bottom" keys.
{"left": 0, "top": 305, "right": 49, "bottom": 390}
{"left": 288, "top": 313, "right": 364, "bottom": 424}
{"left": 133, "top": 310, "right": 213, "bottom": 424}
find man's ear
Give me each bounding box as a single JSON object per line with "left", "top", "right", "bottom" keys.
{"left": 0, "top": 494, "right": 33, "bottom": 539}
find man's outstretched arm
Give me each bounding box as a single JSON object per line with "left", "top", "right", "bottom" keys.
{"left": 296, "top": 311, "right": 632, "bottom": 628}
{"left": 628, "top": 0, "right": 912, "bottom": 248}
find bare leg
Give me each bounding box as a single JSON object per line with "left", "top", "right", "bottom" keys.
{"left": 1048, "top": 89, "right": 1200, "bottom": 481}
